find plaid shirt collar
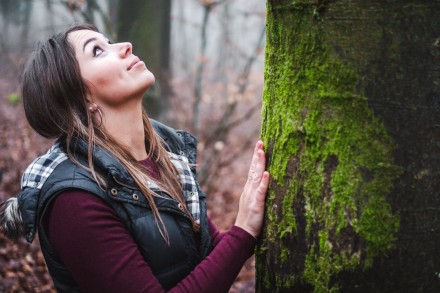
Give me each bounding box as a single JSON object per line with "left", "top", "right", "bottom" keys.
{"left": 21, "top": 142, "right": 200, "bottom": 224}
{"left": 21, "top": 142, "right": 67, "bottom": 190}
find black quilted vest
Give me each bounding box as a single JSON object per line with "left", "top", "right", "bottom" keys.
{"left": 18, "top": 120, "right": 211, "bottom": 292}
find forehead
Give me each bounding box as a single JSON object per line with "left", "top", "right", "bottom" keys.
{"left": 67, "top": 29, "right": 104, "bottom": 52}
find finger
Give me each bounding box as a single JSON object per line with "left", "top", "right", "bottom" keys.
{"left": 247, "top": 142, "right": 262, "bottom": 181}
{"left": 251, "top": 150, "right": 266, "bottom": 183}
{"left": 257, "top": 149, "right": 266, "bottom": 169}
{"left": 257, "top": 171, "right": 270, "bottom": 200}
{"left": 256, "top": 140, "right": 264, "bottom": 151}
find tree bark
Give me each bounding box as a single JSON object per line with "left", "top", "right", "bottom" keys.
{"left": 256, "top": 0, "right": 440, "bottom": 292}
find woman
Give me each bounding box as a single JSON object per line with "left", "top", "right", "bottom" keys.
{"left": 0, "top": 23, "right": 269, "bottom": 292}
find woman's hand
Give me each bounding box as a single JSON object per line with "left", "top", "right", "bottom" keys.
{"left": 234, "top": 140, "right": 270, "bottom": 238}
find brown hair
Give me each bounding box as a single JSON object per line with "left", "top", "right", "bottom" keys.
{"left": 21, "top": 24, "right": 198, "bottom": 243}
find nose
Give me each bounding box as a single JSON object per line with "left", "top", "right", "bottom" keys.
{"left": 118, "top": 42, "right": 132, "bottom": 58}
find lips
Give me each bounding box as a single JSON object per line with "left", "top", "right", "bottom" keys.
{"left": 128, "top": 57, "right": 140, "bottom": 71}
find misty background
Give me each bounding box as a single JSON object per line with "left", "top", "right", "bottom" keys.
{"left": 0, "top": 1, "right": 266, "bottom": 292}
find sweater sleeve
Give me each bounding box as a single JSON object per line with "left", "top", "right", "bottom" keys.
{"left": 208, "top": 215, "right": 226, "bottom": 248}
{"left": 47, "top": 190, "right": 255, "bottom": 293}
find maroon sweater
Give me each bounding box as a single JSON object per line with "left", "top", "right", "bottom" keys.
{"left": 46, "top": 159, "right": 255, "bottom": 292}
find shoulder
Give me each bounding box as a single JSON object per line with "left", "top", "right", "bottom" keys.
{"left": 20, "top": 141, "right": 68, "bottom": 190}
{"left": 20, "top": 141, "right": 97, "bottom": 193}
{"left": 14, "top": 141, "right": 81, "bottom": 242}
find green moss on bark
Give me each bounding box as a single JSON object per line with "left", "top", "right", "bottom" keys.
{"left": 257, "top": 1, "right": 401, "bottom": 292}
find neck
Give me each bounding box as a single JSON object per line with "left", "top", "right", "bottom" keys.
{"left": 99, "top": 103, "right": 147, "bottom": 161}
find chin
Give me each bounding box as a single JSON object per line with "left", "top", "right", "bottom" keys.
{"left": 145, "top": 71, "right": 156, "bottom": 87}
{"left": 144, "top": 77, "right": 155, "bottom": 91}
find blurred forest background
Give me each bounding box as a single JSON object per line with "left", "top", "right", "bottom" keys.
{"left": 0, "top": 0, "right": 266, "bottom": 292}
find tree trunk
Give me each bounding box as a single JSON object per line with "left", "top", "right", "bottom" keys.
{"left": 256, "top": 0, "right": 440, "bottom": 292}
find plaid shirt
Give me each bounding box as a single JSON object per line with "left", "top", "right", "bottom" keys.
{"left": 152, "top": 152, "right": 200, "bottom": 224}
{"left": 21, "top": 143, "right": 201, "bottom": 224}
{"left": 21, "top": 142, "right": 67, "bottom": 190}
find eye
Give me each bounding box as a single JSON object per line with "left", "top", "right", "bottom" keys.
{"left": 93, "top": 46, "right": 104, "bottom": 57}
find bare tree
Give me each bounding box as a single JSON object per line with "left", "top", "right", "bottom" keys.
{"left": 189, "top": 0, "right": 266, "bottom": 192}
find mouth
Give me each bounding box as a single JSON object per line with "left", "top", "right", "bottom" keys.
{"left": 127, "top": 57, "right": 141, "bottom": 71}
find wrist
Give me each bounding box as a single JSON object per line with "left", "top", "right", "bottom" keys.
{"left": 233, "top": 222, "right": 259, "bottom": 239}
{"left": 232, "top": 225, "right": 258, "bottom": 241}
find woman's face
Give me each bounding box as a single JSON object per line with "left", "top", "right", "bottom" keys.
{"left": 68, "top": 29, "right": 155, "bottom": 108}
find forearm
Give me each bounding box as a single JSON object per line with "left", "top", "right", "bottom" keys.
{"left": 208, "top": 217, "right": 226, "bottom": 248}
{"left": 171, "top": 225, "right": 256, "bottom": 293}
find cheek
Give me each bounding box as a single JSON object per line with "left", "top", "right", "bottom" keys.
{"left": 94, "top": 75, "right": 115, "bottom": 88}
{"left": 86, "top": 77, "right": 112, "bottom": 100}
{"left": 84, "top": 63, "right": 124, "bottom": 89}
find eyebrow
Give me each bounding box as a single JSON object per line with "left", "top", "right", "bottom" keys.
{"left": 82, "top": 37, "right": 97, "bottom": 52}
